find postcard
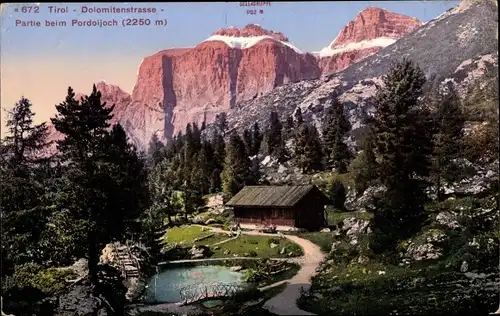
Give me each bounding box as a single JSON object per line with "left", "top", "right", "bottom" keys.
{"left": 1, "top": 1, "right": 498, "bottom": 316}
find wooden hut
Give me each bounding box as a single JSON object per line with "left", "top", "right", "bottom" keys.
{"left": 225, "top": 185, "right": 331, "bottom": 231}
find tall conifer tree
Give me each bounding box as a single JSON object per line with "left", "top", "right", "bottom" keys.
{"left": 51, "top": 85, "right": 114, "bottom": 287}
{"left": 369, "top": 59, "right": 433, "bottom": 253}
{"left": 294, "top": 123, "right": 324, "bottom": 174}
{"left": 322, "top": 95, "right": 352, "bottom": 172}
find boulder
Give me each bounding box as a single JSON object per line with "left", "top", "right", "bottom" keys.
{"left": 53, "top": 284, "right": 103, "bottom": 316}
{"left": 52, "top": 274, "right": 126, "bottom": 316}
{"left": 188, "top": 245, "right": 210, "bottom": 259}
{"left": 342, "top": 217, "right": 370, "bottom": 237}
{"left": 436, "top": 211, "right": 462, "bottom": 230}
{"left": 352, "top": 185, "right": 387, "bottom": 210}
{"left": 404, "top": 229, "right": 447, "bottom": 261}
{"left": 460, "top": 260, "right": 469, "bottom": 273}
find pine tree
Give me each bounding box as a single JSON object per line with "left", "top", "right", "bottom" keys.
{"left": 348, "top": 129, "right": 379, "bottom": 196}
{"left": 326, "top": 179, "right": 347, "bottom": 210}
{"left": 183, "top": 163, "right": 204, "bottom": 221}
{"left": 266, "top": 111, "right": 282, "bottom": 155}
{"left": 51, "top": 85, "right": 115, "bottom": 287}
{"left": 215, "top": 112, "right": 228, "bottom": 136}
{"left": 369, "top": 59, "right": 433, "bottom": 253}
{"left": 192, "top": 122, "right": 202, "bottom": 153}
{"left": 322, "top": 95, "right": 352, "bottom": 172}
{"left": 173, "top": 131, "right": 185, "bottom": 154}
{"left": 431, "top": 86, "right": 466, "bottom": 200}
{"left": 177, "top": 122, "right": 205, "bottom": 217}
{"left": 283, "top": 115, "right": 295, "bottom": 141}
{"left": 265, "top": 111, "right": 288, "bottom": 162}
{"left": 250, "top": 121, "right": 263, "bottom": 157}
{"left": 184, "top": 123, "right": 195, "bottom": 160}
{"left": 221, "top": 133, "right": 251, "bottom": 197}
{"left": 2, "top": 97, "right": 52, "bottom": 169}
{"left": 196, "top": 144, "right": 211, "bottom": 195}
{"left": 140, "top": 205, "right": 168, "bottom": 257}
{"left": 243, "top": 128, "right": 253, "bottom": 157}
{"left": 248, "top": 157, "right": 261, "bottom": 185}
{"left": 104, "top": 124, "right": 149, "bottom": 241}
{"left": 147, "top": 134, "right": 165, "bottom": 168}
{"left": 209, "top": 130, "right": 225, "bottom": 193}
{"left": 0, "top": 97, "right": 53, "bottom": 269}
{"left": 142, "top": 155, "right": 179, "bottom": 255}
{"left": 294, "top": 123, "right": 324, "bottom": 174}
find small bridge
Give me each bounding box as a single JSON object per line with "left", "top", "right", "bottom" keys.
{"left": 178, "top": 281, "right": 248, "bottom": 305}
{"left": 111, "top": 242, "right": 140, "bottom": 278}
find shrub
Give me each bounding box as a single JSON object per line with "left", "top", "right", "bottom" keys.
{"left": 2, "top": 263, "right": 76, "bottom": 296}
{"left": 285, "top": 243, "right": 304, "bottom": 256}
{"left": 244, "top": 269, "right": 259, "bottom": 282}
{"left": 2, "top": 263, "right": 77, "bottom": 316}
{"left": 267, "top": 238, "right": 281, "bottom": 245}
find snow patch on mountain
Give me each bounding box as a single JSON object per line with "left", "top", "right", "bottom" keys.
{"left": 204, "top": 35, "right": 303, "bottom": 54}
{"left": 317, "top": 37, "right": 397, "bottom": 58}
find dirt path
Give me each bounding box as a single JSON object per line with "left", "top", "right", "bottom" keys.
{"left": 202, "top": 225, "right": 325, "bottom": 315}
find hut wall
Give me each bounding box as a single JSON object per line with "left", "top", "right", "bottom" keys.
{"left": 295, "top": 193, "right": 326, "bottom": 230}
{"left": 233, "top": 207, "right": 296, "bottom": 227}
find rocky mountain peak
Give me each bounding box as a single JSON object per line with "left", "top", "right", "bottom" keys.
{"left": 94, "top": 81, "right": 129, "bottom": 97}
{"left": 211, "top": 24, "right": 289, "bottom": 42}
{"left": 331, "top": 7, "right": 422, "bottom": 47}
{"left": 316, "top": 6, "right": 423, "bottom": 75}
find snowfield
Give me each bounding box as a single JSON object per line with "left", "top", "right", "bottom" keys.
{"left": 204, "top": 35, "right": 304, "bottom": 54}
{"left": 315, "top": 37, "right": 397, "bottom": 58}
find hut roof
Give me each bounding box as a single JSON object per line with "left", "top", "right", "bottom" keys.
{"left": 225, "top": 185, "right": 330, "bottom": 207}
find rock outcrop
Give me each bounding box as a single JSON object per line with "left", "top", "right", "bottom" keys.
{"left": 316, "top": 7, "right": 422, "bottom": 75}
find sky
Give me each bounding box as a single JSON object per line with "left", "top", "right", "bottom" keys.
{"left": 0, "top": 1, "right": 459, "bottom": 133}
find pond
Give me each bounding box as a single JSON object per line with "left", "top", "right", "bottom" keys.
{"left": 143, "top": 265, "right": 248, "bottom": 304}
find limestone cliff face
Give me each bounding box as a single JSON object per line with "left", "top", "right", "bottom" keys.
{"left": 124, "top": 24, "right": 320, "bottom": 147}
{"left": 317, "top": 7, "right": 423, "bottom": 75}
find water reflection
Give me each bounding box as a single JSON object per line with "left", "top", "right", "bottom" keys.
{"left": 143, "top": 265, "right": 246, "bottom": 304}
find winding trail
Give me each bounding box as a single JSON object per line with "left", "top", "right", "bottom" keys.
{"left": 199, "top": 225, "right": 325, "bottom": 315}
